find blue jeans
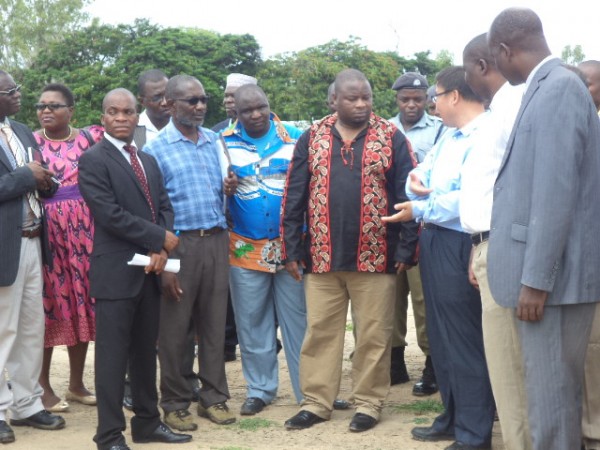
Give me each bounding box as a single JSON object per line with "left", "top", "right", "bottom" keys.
{"left": 230, "top": 266, "right": 306, "bottom": 403}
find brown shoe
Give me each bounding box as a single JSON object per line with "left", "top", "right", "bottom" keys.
{"left": 197, "top": 402, "right": 236, "bottom": 425}
{"left": 164, "top": 409, "right": 198, "bottom": 431}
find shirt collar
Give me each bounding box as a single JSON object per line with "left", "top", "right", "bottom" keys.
{"left": 457, "top": 111, "right": 487, "bottom": 138}
{"left": 525, "top": 55, "right": 556, "bottom": 91}
{"left": 138, "top": 110, "right": 160, "bottom": 134}
{"left": 104, "top": 132, "right": 132, "bottom": 151}
{"left": 164, "top": 118, "right": 213, "bottom": 146}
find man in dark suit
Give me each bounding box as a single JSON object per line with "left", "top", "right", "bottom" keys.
{"left": 0, "top": 70, "right": 64, "bottom": 445}
{"left": 487, "top": 8, "right": 600, "bottom": 450}
{"left": 78, "top": 88, "right": 191, "bottom": 450}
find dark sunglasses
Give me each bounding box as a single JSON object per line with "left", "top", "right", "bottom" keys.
{"left": 34, "top": 103, "right": 70, "bottom": 111}
{"left": 0, "top": 85, "right": 21, "bottom": 96}
{"left": 174, "top": 95, "right": 210, "bottom": 106}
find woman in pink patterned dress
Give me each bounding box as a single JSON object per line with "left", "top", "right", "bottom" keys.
{"left": 34, "top": 83, "right": 103, "bottom": 412}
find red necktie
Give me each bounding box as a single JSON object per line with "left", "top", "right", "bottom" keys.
{"left": 124, "top": 145, "right": 156, "bottom": 222}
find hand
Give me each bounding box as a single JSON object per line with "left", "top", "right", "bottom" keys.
{"left": 145, "top": 249, "right": 168, "bottom": 274}
{"left": 395, "top": 262, "right": 413, "bottom": 274}
{"left": 468, "top": 246, "right": 479, "bottom": 290}
{"left": 28, "top": 161, "right": 55, "bottom": 191}
{"left": 162, "top": 271, "right": 183, "bottom": 301}
{"left": 517, "top": 285, "right": 548, "bottom": 322}
{"left": 223, "top": 170, "right": 238, "bottom": 197}
{"left": 163, "top": 230, "right": 179, "bottom": 253}
{"left": 381, "top": 201, "right": 414, "bottom": 223}
{"left": 408, "top": 173, "right": 433, "bottom": 197}
{"left": 285, "top": 260, "right": 305, "bottom": 281}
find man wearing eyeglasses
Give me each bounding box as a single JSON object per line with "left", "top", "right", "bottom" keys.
{"left": 0, "top": 70, "right": 63, "bottom": 444}
{"left": 144, "top": 75, "right": 238, "bottom": 432}
{"left": 383, "top": 67, "right": 494, "bottom": 449}
{"left": 134, "top": 69, "right": 170, "bottom": 149}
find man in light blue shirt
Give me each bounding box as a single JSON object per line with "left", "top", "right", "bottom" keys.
{"left": 384, "top": 66, "right": 494, "bottom": 449}
{"left": 144, "top": 75, "right": 238, "bottom": 431}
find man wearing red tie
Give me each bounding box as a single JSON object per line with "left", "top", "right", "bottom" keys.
{"left": 79, "top": 88, "right": 191, "bottom": 450}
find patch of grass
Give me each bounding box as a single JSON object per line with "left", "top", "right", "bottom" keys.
{"left": 236, "top": 417, "right": 275, "bottom": 431}
{"left": 345, "top": 322, "right": 354, "bottom": 332}
{"left": 413, "top": 417, "right": 432, "bottom": 425}
{"left": 390, "top": 399, "right": 444, "bottom": 415}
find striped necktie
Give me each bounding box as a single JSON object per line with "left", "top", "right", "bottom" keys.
{"left": 124, "top": 145, "right": 156, "bottom": 222}
{"left": 1, "top": 124, "right": 41, "bottom": 218}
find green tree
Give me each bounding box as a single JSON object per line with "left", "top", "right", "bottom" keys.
{"left": 0, "top": 0, "right": 91, "bottom": 71}
{"left": 258, "top": 38, "right": 446, "bottom": 122}
{"left": 19, "top": 20, "right": 262, "bottom": 128}
{"left": 561, "top": 44, "right": 585, "bottom": 65}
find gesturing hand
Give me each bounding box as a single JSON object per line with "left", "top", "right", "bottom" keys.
{"left": 408, "top": 173, "right": 433, "bottom": 197}
{"left": 381, "top": 201, "right": 414, "bottom": 223}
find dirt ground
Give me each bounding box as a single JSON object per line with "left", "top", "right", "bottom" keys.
{"left": 8, "top": 306, "right": 505, "bottom": 450}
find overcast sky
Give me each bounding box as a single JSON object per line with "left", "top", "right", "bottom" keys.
{"left": 86, "top": 0, "right": 600, "bottom": 62}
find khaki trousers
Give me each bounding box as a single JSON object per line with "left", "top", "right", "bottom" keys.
{"left": 472, "top": 241, "right": 532, "bottom": 450}
{"left": 300, "top": 272, "right": 395, "bottom": 420}
{"left": 392, "top": 266, "right": 429, "bottom": 353}
{"left": 583, "top": 305, "right": 600, "bottom": 449}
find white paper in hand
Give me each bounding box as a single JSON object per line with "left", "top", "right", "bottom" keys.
{"left": 127, "top": 253, "right": 180, "bottom": 273}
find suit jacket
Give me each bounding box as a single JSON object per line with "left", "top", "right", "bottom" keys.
{"left": 78, "top": 137, "right": 174, "bottom": 299}
{"left": 0, "top": 119, "right": 56, "bottom": 286}
{"left": 488, "top": 58, "right": 600, "bottom": 307}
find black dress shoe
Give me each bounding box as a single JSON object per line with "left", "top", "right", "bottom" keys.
{"left": 132, "top": 422, "right": 192, "bottom": 444}
{"left": 445, "top": 441, "right": 491, "bottom": 450}
{"left": 0, "top": 420, "right": 15, "bottom": 444}
{"left": 411, "top": 425, "right": 455, "bottom": 442}
{"left": 108, "top": 445, "right": 131, "bottom": 450}
{"left": 333, "top": 399, "right": 351, "bottom": 410}
{"left": 122, "top": 395, "right": 133, "bottom": 411}
{"left": 412, "top": 380, "right": 439, "bottom": 396}
{"left": 190, "top": 385, "right": 201, "bottom": 403}
{"left": 349, "top": 413, "right": 377, "bottom": 432}
{"left": 284, "top": 410, "right": 326, "bottom": 430}
{"left": 240, "top": 397, "right": 266, "bottom": 415}
{"left": 10, "top": 410, "right": 65, "bottom": 430}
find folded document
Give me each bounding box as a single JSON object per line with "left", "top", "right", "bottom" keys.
{"left": 127, "top": 253, "right": 180, "bottom": 273}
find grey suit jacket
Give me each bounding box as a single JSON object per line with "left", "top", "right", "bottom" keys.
{"left": 0, "top": 119, "right": 56, "bottom": 286}
{"left": 78, "top": 137, "right": 174, "bottom": 300}
{"left": 488, "top": 58, "right": 600, "bottom": 307}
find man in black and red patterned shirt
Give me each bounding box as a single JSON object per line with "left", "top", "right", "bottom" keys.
{"left": 281, "top": 68, "right": 418, "bottom": 433}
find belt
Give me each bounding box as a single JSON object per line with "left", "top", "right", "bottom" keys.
{"left": 180, "top": 226, "right": 224, "bottom": 237}
{"left": 471, "top": 231, "right": 490, "bottom": 246}
{"left": 422, "top": 222, "right": 449, "bottom": 231}
{"left": 22, "top": 226, "right": 42, "bottom": 239}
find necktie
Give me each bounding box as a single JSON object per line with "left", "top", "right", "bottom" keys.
{"left": 124, "top": 145, "right": 156, "bottom": 222}
{"left": 1, "top": 124, "right": 41, "bottom": 218}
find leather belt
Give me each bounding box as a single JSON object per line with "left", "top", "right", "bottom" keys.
{"left": 471, "top": 231, "right": 490, "bottom": 246}
{"left": 22, "top": 226, "right": 42, "bottom": 239}
{"left": 422, "top": 222, "right": 448, "bottom": 232}
{"left": 180, "top": 226, "right": 224, "bottom": 237}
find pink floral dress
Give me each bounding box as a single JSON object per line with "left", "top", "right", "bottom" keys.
{"left": 35, "top": 125, "right": 104, "bottom": 347}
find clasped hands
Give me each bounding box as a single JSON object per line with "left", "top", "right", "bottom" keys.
{"left": 144, "top": 229, "right": 179, "bottom": 276}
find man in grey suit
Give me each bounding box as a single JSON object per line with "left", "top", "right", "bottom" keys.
{"left": 0, "top": 70, "right": 64, "bottom": 444}
{"left": 487, "top": 8, "right": 600, "bottom": 450}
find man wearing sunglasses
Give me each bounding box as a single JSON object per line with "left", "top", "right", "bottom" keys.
{"left": 144, "top": 75, "right": 237, "bottom": 432}
{"left": 0, "top": 70, "right": 62, "bottom": 444}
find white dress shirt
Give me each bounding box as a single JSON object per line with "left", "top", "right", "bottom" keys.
{"left": 460, "top": 82, "right": 525, "bottom": 234}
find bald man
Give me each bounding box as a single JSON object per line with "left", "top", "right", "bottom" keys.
{"left": 487, "top": 8, "right": 600, "bottom": 450}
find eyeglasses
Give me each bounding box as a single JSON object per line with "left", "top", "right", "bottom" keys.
{"left": 432, "top": 89, "right": 454, "bottom": 103}
{"left": 174, "top": 95, "right": 210, "bottom": 106}
{"left": 34, "top": 103, "right": 69, "bottom": 111}
{"left": 0, "top": 85, "right": 21, "bottom": 96}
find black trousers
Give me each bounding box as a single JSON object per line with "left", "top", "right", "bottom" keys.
{"left": 93, "top": 276, "right": 161, "bottom": 450}
{"left": 419, "top": 227, "right": 495, "bottom": 448}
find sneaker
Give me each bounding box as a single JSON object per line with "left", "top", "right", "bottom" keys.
{"left": 197, "top": 402, "right": 236, "bottom": 425}
{"left": 164, "top": 409, "right": 198, "bottom": 431}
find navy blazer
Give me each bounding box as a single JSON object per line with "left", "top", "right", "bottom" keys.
{"left": 78, "top": 137, "right": 174, "bottom": 299}
{"left": 0, "top": 119, "right": 56, "bottom": 286}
